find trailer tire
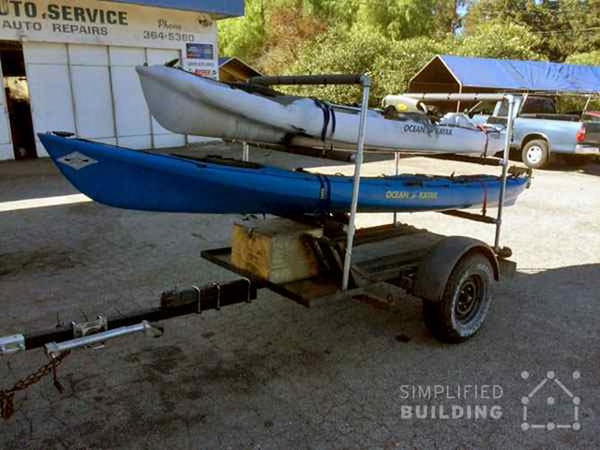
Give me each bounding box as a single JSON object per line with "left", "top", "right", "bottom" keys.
{"left": 423, "top": 253, "right": 493, "bottom": 343}
{"left": 521, "top": 139, "right": 550, "bottom": 169}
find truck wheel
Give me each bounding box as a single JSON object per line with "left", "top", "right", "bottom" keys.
{"left": 423, "top": 253, "right": 493, "bottom": 343}
{"left": 521, "top": 139, "right": 550, "bottom": 169}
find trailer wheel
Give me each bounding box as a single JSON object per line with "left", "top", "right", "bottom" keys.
{"left": 423, "top": 253, "right": 493, "bottom": 343}
{"left": 521, "top": 139, "right": 549, "bottom": 169}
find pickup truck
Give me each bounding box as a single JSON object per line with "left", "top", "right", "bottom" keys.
{"left": 472, "top": 95, "right": 600, "bottom": 168}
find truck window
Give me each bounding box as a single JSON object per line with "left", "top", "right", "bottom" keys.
{"left": 521, "top": 97, "right": 556, "bottom": 114}
{"left": 496, "top": 100, "right": 509, "bottom": 117}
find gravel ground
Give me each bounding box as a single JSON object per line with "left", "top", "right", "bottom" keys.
{"left": 1, "top": 142, "right": 599, "bottom": 449}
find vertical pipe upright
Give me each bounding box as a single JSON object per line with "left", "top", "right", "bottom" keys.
{"left": 494, "top": 95, "right": 515, "bottom": 252}
{"left": 393, "top": 152, "right": 400, "bottom": 226}
{"left": 242, "top": 142, "right": 250, "bottom": 162}
{"left": 456, "top": 83, "right": 463, "bottom": 113}
{"left": 342, "top": 76, "right": 371, "bottom": 290}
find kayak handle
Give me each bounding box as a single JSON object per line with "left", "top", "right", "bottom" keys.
{"left": 250, "top": 74, "right": 371, "bottom": 87}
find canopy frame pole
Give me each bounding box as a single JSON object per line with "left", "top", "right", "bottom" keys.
{"left": 393, "top": 152, "right": 400, "bottom": 226}
{"left": 342, "top": 76, "right": 371, "bottom": 290}
{"left": 456, "top": 82, "right": 463, "bottom": 113}
{"left": 583, "top": 95, "right": 592, "bottom": 114}
{"left": 493, "top": 94, "right": 515, "bottom": 252}
{"left": 242, "top": 142, "right": 250, "bottom": 162}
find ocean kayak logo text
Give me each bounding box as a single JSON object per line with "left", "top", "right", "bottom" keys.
{"left": 399, "top": 384, "right": 504, "bottom": 421}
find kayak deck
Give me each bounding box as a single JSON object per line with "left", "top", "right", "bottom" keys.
{"left": 37, "top": 133, "right": 530, "bottom": 215}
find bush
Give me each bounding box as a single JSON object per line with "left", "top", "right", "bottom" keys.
{"left": 455, "top": 21, "right": 543, "bottom": 60}
{"left": 565, "top": 51, "right": 600, "bottom": 67}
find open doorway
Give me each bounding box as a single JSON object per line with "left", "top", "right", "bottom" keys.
{"left": 0, "top": 41, "right": 36, "bottom": 159}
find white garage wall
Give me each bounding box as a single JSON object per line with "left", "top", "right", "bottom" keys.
{"left": 23, "top": 41, "right": 187, "bottom": 156}
{"left": 109, "top": 47, "right": 152, "bottom": 149}
{"left": 24, "top": 42, "right": 76, "bottom": 157}
{"left": 69, "top": 45, "right": 116, "bottom": 144}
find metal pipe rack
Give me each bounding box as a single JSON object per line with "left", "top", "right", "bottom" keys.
{"left": 250, "top": 73, "right": 373, "bottom": 290}
{"left": 405, "top": 92, "right": 522, "bottom": 254}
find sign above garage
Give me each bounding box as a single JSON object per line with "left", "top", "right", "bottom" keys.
{"left": 0, "top": 0, "right": 216, "bottom": 49}
{"left": 107, "top": 0, "right": 244, "bottom": 17}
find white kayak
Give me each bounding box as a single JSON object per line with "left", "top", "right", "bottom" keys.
{"left": 136, "top": 65, "right": 504, "bottom": 155}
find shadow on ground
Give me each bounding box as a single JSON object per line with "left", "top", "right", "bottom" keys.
{"left": 1, "top": 263, "right": 599, "bottom": 449}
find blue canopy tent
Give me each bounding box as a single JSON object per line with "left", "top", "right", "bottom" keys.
{"left": 409, "top": 55, "right": 600, "bottom": 94}
{"left": 408, "top": 55, "right": 600, "bottom": 111}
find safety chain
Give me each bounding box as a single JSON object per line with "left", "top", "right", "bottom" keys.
{"left": 1, "top": 351, "right": 70, "bottom": 420}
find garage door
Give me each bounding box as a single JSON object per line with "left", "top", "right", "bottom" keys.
{"left": 69, "top": 44, "right": 116, "bottom": 144}
{"left": 109, "top": 47, "right": 151, "bottom": 149}
{"left": 23, "top": 42, "right": 185, "bottom": 155}
{"left": 23, "top": 42, "right": 76, "bottom": 157}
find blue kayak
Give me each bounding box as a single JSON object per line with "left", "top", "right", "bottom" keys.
{"left": 38, "top": 133, "right": 529, "bottom": 215}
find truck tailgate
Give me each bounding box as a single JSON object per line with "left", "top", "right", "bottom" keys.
{"left": 584, "top": 122, "right": 600, "bottom": 144}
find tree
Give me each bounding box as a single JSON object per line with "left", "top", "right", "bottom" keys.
{"left": 217, "top": 0, "right": 552, "bottom": 106}
{"left": 565, "top": 50, "right": 600, "bottom": 66}
{"left": 456, "top": 21, "right": 543, "bottom": 60}
{"left": 285, "top": 24, "right": 393, "bottom": 104}
{"left": 465, "top": 0, "right": 600, "bottom": 61}
{"left": 354, "top": 0, "right": 438, "bottom": 40}
{"left": 434, "top": 0, "right": 468, "bottom": 34}
{"left": 218, "top": 0, "right": 266, "bottom": 62}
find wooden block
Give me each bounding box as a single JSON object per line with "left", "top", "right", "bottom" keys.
{"left": 231, "top": 218, "right": 323, "bottom": 284}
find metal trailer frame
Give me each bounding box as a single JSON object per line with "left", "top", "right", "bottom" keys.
{"left": 0, "top": 80, "right": 528, "bottom": 420}
{"left": 0, "top": 83, "right": 526, "bottom": 356}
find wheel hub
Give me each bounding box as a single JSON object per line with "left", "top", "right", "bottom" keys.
{"left": 455, "top": 275, "right": 483, "bottom": 323}
{"left": 526, "top": 145, "right": 544, "bottom": 165}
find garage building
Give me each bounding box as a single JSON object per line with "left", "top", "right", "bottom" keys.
{"left": 0, "top": 0, "right": 244, "bottom": 161}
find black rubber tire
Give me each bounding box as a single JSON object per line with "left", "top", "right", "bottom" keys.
{"left": 423, "top": 253, "right": 494, "bottom": 343}
{"left": 521, "top": 139, "right": 550, "bottom": 169}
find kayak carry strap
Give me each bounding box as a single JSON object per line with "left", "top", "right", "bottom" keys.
{"left": 480, "top": 180, "right": 488, "bottom": 215}
{"left": 313, "top": 99, "right": 336, "bottom": 142}
{"left": 329, "top": 104, "right": 337, "bottom": 137}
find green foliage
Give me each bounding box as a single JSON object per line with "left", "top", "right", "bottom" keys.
{"left": 355, "top": 0, "right": 438, "bottom": 40}
{"left": 286, "top": 20, "right": 542, "bottom": 104}
{"left": 285, "top": 25, "right": 388, "bottom": 103}
{"left": 565, "top": 51, "right": 600, "bottom": 66}
{"left": 466, "top": 0, "right": 600, "bottom": 62}
{"left": 455, "top": 21, "right": 543, "bottom": 60}
{"left": 218, "top": 0, "right": 266, "bottom": 62}
{"left": 218, "top": 0, "right": 599, "bottom": 105}
{"left": 372, "top": 36, "right": 451, "bottom": 100}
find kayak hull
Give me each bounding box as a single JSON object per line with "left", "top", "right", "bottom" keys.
{"left": 135, "top": 65, "right": 504, "bottom": 155}
{"left": 38, "top": 133, "right": 529, "bottom": 215}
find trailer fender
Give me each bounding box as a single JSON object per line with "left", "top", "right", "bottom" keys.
{"left": 413, "top": 236, "right": 499, "bottom": 303}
